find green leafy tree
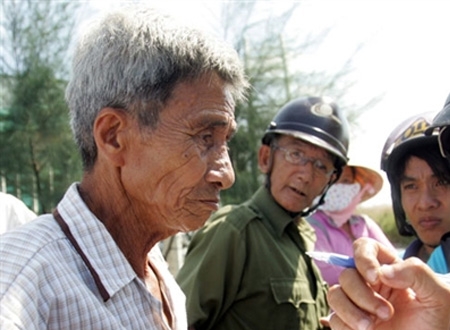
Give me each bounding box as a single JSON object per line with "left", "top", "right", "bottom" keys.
{"left": 218, "top": 2, "right": 371, "bottom": 204}
{"left": 0, "top": 0, "right": 81, "bottom": 213}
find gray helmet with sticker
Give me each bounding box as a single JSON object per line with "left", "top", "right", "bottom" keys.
{"left": 381, "top": 112, "right": 438, "bottom": 175}
{"left": 262, "top": 96, "right": 350, "bottom": 168}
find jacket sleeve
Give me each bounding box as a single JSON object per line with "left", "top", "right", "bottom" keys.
{"left": 176, "top": 209, "right": 247, "bottom": 330}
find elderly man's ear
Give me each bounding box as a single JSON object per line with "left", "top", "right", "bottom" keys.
{"left": 93, "top": 108, "right": 131, "bottom": 167}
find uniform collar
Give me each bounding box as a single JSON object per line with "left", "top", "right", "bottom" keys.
{"left": 249, "top": 187, "right": 316, "bottom": 249}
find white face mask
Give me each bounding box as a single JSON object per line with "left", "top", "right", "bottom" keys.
{"left": 321, "top": 183, "right": 361, "bottom": 212}
{"left": 318, "top": 183, "right": 372, "bottom": 227}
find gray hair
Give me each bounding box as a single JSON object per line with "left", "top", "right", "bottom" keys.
{"left": 66, "top": 6, "right": 249, "bottom": 170}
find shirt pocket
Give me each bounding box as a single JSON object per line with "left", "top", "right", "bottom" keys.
{"left": 270, "top": 277, "right": 320, "bottom": 329}
{"left": 270, "top": 277, "right": 315, "bottom": 308}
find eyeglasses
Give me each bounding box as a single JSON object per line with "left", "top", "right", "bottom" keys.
{"left": 438, "top": 126, "right": 449, "bottom": 159}
{"left": 273, "top": 145, "right": 335, "bottom": 179}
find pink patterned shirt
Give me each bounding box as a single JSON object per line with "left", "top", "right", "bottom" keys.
{"left": 307, "top": 210, "right": 395, "bottom": 285}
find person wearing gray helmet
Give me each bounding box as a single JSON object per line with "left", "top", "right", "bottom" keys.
{"left": 176, "top": 96, "right": 350, "bottom": 330}
{"left": 306, "top": 163, "right": 395, "bottom": 286}
{"left": 325, "top": 94, "right": 450, "bottom": 330}
{"left": 380, "top": 111, "right": 450, "bottom": 271}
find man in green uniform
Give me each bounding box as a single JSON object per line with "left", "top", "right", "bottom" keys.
{"left": 176, "top": 96, "right": 350, "bottom": 330}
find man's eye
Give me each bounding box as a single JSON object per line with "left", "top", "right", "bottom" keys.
{"left": 314, "top": 160, "right": 328, "bottom": 171}
{"left": 437, "top": 179, "right": 450, "bottom": 187}
{"left": 402, "top": 183, "right": 416, "bottom": 191}
{"left": 203, "top": 133, "right": 213, "bottom": 141}
{"left": 199, "top": 133, "right": 213, "bottom": 145}
{"left": 290, "top": 150, "right": 302, "bottom": 159}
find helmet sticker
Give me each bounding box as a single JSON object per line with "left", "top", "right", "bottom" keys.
{"left": 311, "top": 103, "right": 333, "bottom": 117}
{"left": 310, "top": 102, "right": 343, "bottom": 125}
{"left": 392, "top": 118, "right": 431, "bottom": 148}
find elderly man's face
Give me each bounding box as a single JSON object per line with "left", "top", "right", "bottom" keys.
{"left": 122, "top": 73, "right": 236, "bottom": 233}
{"left": 259, "top": 135, "right": 334, "bottom": 213}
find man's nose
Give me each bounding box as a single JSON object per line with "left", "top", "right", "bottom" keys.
{"left": 206, "top": 146, "right": 235, "bottom": 190}
{"left": 417, "top": 186, "right": 440, "bottom": 210}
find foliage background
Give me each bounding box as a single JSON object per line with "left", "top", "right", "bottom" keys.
{"left": 1, "top": 0, "right": 82, "bottom": 213}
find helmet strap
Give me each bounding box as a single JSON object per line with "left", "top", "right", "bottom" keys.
{"left": 299, "top": 169, "right": 340, "bottom": 217}
{"left": 299, "top": 181, "right": 329, "bottom": 217}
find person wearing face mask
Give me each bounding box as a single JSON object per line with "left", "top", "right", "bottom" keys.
{"left": 307, "top": 164, "right": 395, "bottom": 285}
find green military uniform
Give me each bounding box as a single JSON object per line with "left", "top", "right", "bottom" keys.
{"left": 176, "top": 187, "right": 330, "bottom": 330}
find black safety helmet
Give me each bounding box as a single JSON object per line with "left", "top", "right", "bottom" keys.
{"left": 262, "top": 96, "right": 350, "bottom": 216}
{"left": 426, "top": 93, "right": 450, "bottom": 161}
{"left": 262, "top": 96, "right": 350, "bottom": 169}
{"left": 380, "top": 112, "right": 438, "bottom": 236}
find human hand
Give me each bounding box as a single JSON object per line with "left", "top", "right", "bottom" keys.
{"left": 327, "top": 237, "right": 450, "bottom": 330}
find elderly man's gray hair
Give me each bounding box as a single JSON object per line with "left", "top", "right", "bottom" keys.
{"left": 66, "top": 6, "right": 249, "bottom": 170}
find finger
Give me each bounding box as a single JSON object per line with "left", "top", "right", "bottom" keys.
{"left": 327, "top": 284, "right": 375, "bottom": 330}
{"left": 328, "top": 309, "right": 371, "bottom": 330}
{"left": 338, "top": 269, "right": 393, "bottom": 321}
{"left": 319, "top": 314, "right": 331, "bottom": 327}
{"left": 353, "top": 238, "right": 401, "bottom": 284}
{"left": 379, "top": 257, "right": 449, "bottom": 301}
{"left": 378, "top": 258, "right": 450, "bottom": 329}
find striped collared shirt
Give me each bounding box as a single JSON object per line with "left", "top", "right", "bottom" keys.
{"left": 0, "top": 183, "right": 187, "bottom": 329}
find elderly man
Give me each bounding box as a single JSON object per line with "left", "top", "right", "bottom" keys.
{"left": 0, "top": 6, "right": 248, "bottom": 329}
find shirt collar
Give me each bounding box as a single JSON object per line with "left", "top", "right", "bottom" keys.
{"left": 56, "top": 183, "right": 137, "bottom": 299}
{"left": 249, "top": 187, "right": 290, "bottom": 237}
{"left": 249, "top": 186, "right": 315, "bottom": 243}
{"left": 403, "top": 238, "right": 423, "bottom": 259}
{"left": 321, "top": 212, "right": 360, "bottom": 228}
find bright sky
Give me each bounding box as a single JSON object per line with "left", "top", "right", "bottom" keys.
{"left": 86, "top": 0, "right": 450, "bottom": 206}
{"left": 297, "top": 0, "right": 450, "bottom": 206}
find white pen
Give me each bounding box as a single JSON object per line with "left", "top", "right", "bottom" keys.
{"left": 306, "top": 251, "right": 356, "bottom": 268}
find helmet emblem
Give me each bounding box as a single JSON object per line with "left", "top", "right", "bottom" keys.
{"left": 311, "top": 103, "right": 333, "bottom": 117}
{"left": 393, "top": 118, "right": 431, "bottom": 147}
